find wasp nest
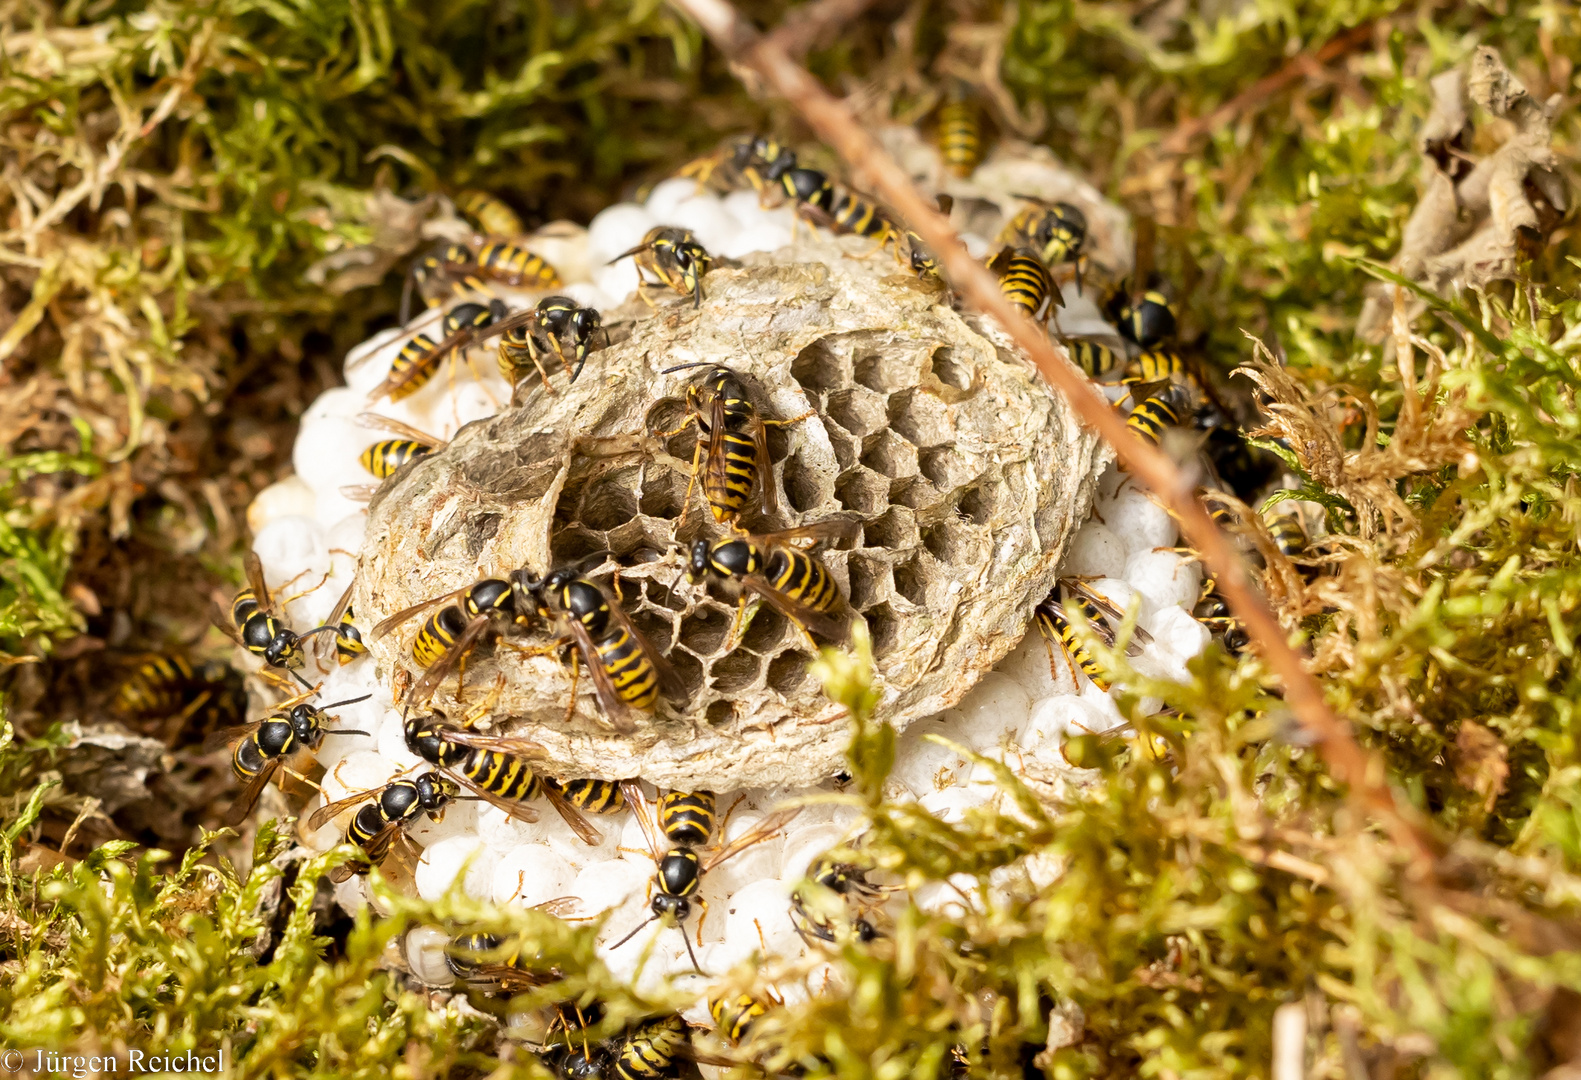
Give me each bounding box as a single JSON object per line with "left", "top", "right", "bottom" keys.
{"left": 356, "top": 232, "right": 1103, "bottom": 790}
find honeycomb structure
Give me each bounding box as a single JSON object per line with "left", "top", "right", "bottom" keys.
{"left": 355, "top": 232, "right": 1107, "bottom": 790}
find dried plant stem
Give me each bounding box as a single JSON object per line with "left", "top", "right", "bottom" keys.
{"left": 667, "top": 0, "right": 1436, "bottom": 864}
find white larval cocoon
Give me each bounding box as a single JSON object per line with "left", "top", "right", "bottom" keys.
{"left": 1124, "top": 549, "right": 1202, "bottom": 613}
{"left": 493, "top": 844, "right": 576, "bottom": 908}
{"left": 1105, "top": 487, "right": 1179, "bottom": 553}
{"left": 587, "top": 203, "right": 657, "bottom": 262}
{"left": 248, "top": 476, "right": 318, "bottom": 534}
{"left": 246, "top": 137, "right": 1227, "bottom": 991}
{"left": 1059, "top": 519, "right": 1128, "bottom": 579}
{"left": 416, "top": 835, "right": 496, "bottom": 901}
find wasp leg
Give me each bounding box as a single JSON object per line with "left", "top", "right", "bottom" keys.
{"left": 278, "top": 570, "right": 331, "bottom": 608}
{"left": 762, "top": 410, "right": 816, "bottom": 427}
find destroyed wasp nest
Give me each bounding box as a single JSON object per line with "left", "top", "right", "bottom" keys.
{"left": 356, "top": 234, "right": 1104, "bottom": 790}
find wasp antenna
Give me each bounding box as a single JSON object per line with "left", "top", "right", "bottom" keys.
{"left": 324, "top": 728, "right": 372, "bottom": 738}
{"left": 289, "top": 670, "right": 315, "bottom": 691}
{"left": 323, "top": 693, "right": 375, "bottom": 711}
{"left": 681, "top": 929, "right": 703, "bottom": 974}
{"left": 662, "top": 565, "right": 686, "bottom": 609}
{"left": 609, "top": 915, "right": 658, "bottom": 951}
{"left": 658, "top": 361, "right": 714, "bottom": 375}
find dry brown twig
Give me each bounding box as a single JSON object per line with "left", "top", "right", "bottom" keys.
{"left": 664, "top": 0, "right": 1437, "bottom": 864}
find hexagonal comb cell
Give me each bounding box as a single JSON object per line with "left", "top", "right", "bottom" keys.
{"left": 864, "top": 601, "right": 905, "bottom": 656}
{"left": 835, "top": 468, "right": 888, "bottom": 515}
{"left": 860, "top": 431, "right": 918, "bottom": 479}
{"left": 766, "top": 652, "right": 811, "bottom": 694}
{"left": 918, "top": 446, "right": 974, "bottom": 490}
{"left": 738, "top": 607, "right": 788, "bottom": 653}
{"left": 782, "top": 450, "right": 828, "bottom": 512}
{"left": 791, "top": 338, "right": 849, "bottom": 393}
{"left": 888, "top": 388, "right": 953, "bottom": 447}
{"left": 958, "top": 484, "right": 997, "bottom": 525}
{"left": 844, "top": 552, "right": 892, "bottom": 610}
{"left": 709, "top": 648, "right": 762, "bottom": 693}
{"left": 854, "top": 349, "right": 920, "bottom": 394}
{"left": 578, "top": 466, "right": 642, "bottom": 531}
{"left": 892, "top": 553, "right": 930, "bottom": 608}
{"left": 825, "top": 388, "right": 888, "bottom": 437}
{"left": 931, "top": 346, "right": 973, "bottom": 390}
{"left": 862, "top": 508, "right": 918, "bottom": 549}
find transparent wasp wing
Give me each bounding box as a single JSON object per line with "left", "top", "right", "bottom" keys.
{"left": 308, "top": 784, "right": 387, "bottom": 832}
{"left": 620, "top": 780, "right": 664, "bottom": 863}
{"left": 209, "top": 599, "right": 247, "bottom": 648}
{"left": 540, "top": 782, "right": 604, "bottom": 846}
{"left": 372, "top": 584, "right": 478, "bottom": 640}
{"left": 314, "top": 580, "right": 357, "bottom": 665}
{"left": 701, "top": 385, "right": 735, "bottom": 516}
{"left": 743, "top": 575, "right": 854, "bottom": 644}
{"left": 1063, "top": 579, "right": 1152, "bottom": 653}
{"left": 701, "top": 807, "right": 802, "bottom": 874}
{"left": 407, "top": 614, "right": 495, "bottom": 709}
{"left": 243, "top": 550, "right": 275, "bottom": 614}
{"left": 223, "top": 758, "right": 283, "bottom": 827}
{"left": 339, "top": 484, "right": 381, "bottom": 502}
{"left": 748, "top": 519, "right": 861, "bottom": 549}
{"left": 558, "top": 613, "right": 637, "bottom": 734}
{"left": 606, "top": 596, "right": 688, "bottom": 705}
{"left": 355, "top": 411, "right": 444, "bottom": 448}
{"left": 439, "top": 765, "right": 542, "bottom": 825}
{"left": 201, "top": 719, "right": 263, "bottom": 756}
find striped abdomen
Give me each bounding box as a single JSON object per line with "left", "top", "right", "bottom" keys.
{"left": 591, "top": 616, "right": 661, "bottom": 709}
{"left": 553, "top": 779, "right": 626, "bottom": 814}
{"left": 461, "top": 747, "right": 542, "bottom": 802}
{"left": 765, "top": 548, "right": 839, "bottom": 613}
{"left": 360, "top": 439, "right": 432, "bottom": 479}
{"left": 388, "top": 333, "right": 442, "bottom": 402}
{"left": 476, "top": 242, "right": 561, "bottom": 289}
{"left": 335, "top": 606, "right": 367, "bottom": 665}
{"left": 658, "top": 790, "right": 716, "bottom": 846}
{"left": 1124, "top": 349, "right": 1184, "bottom": 386}
{"left": 832, "top": 192, "right": 891, "bottom": 238}
{"left": 938, "top": 99, "right": 982, "bottom": 178}
{"left": 413, "top": 604, "right": 470, "bottom": 668}
{"left": 115, "top": 654, "right": 194, "bottom": 716}
{"left": 996, "top": 250, "right": 1051, "bottom": 317}
{"left": 455, "top": 191, "right": 523, "bottom": 238}
{"left": 1069, "top": 340, "right": 1121, "bottom": 380}
{"left": 703, "top": 405, "right": 761, "bottom": 522}
{"left": 1035, "top": 606, "right": 1109, "bottom": 691}
{"left": 1126, "top": 389, "right": 1188, "bottom": 445}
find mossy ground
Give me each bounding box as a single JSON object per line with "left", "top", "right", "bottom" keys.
{"left": 3, "top": 1, "right": 1581, "bottom": 1076}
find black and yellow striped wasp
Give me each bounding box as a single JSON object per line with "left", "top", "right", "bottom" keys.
{"left": 1063, "top": 337, "right": 1125, "bottom": 382}
{"left": 445, "top": 929, "right": 574, "bottom": 993}
{"left": 307, "top": 580, "right": 370, "bottom": 669}
{"left": 709, "top": 989, "right": 781, "bottom": 1046}
{"left": 655, "top": 362, "right": 813, "bottom": 529}
{"left": 309, "top": 768, "right": 461, "bottom": 883}
{"left": 371, "top": 575, "right": 531, "bottom": 709}
{"left": 1124, "top": 382, "right": 1194, "bottom": 446}
{"left": 339, "top": 413, "right": 446, "bottom": 503}
{"left": 211, "top": 550, "right": 339, "bottom": 690}
{"left": 402, "top": 240, "right": 562, "bottom": 322}
{"left": 997, "top": 196, "right": 1087, "bottom": 289}
{"left": 1265, "top": 507, "right": 1309, "bottom": 558}
{"left": 114, "top": 653, "right": 246, "bottom": 735}
{"left": 779, "top": 167, "right": 896, "bottom": 248}
{"left": 1112, "top": 287, "right": 1177, "bottom": 349}
{"left": 613, "top": 781, "right": 801, "bottom": 972}
{"left": 612, "top": 1015, "right": 688, "bottom": 1080}
{"left": 790, "top": 850, "right": 888, "bottom": 945}
{"left": 369, "top": 299, "right": 510, "bottom": 403}
{"left": 497, "top": 295, "right": 606, "bottom": 390}
{"left": 402, "top": 686, "right": 606, "bottom": 845}
{"left": 679, "top": 521, "right": 860, "bottom": 650}
{"left": 987, "top": 245, "right": 1058, "bottom": 321}
{"left": 936, "top": 82, "right": 984, "bottom": 178}
{"left": 1034, "top": 578, "right": 1153, "bottom": 693}
{"left": 202, "top": 683, "right": 372, "bottom": 826}
{"left": 455, "top": 190, "right": 526, "bottom": 240}
{"left": 1193, "top": 572, "right": 1248, "bottom": 654}
{"left": 676, "top": 134, "right": 798, "bottom": 203}
{"left": 520, "top": 566, "right": 688, "bottom": 734}
{"left": 610, "top": 227, "right": 712, "bottom": 309}
{"left": 547, "top": 778, "right": 626, "bottom": 815}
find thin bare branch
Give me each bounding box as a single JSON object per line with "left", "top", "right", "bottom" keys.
{"left": 666, "top": 0, "right": 1436, "bottom": 865}
{"left": 765, "top": 0, "right": 881, "bottom": 59}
